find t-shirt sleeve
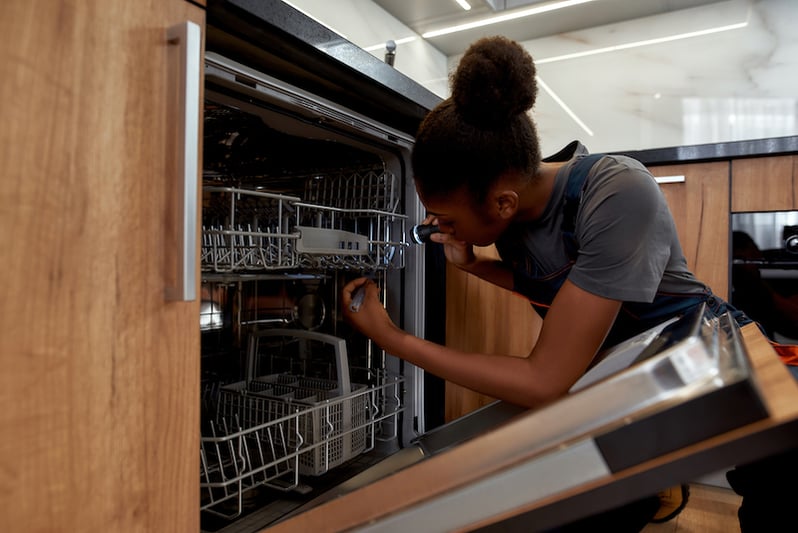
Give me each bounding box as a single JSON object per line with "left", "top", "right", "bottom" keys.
{"left": 567, "top": 156, "right": 675, "bottom": 302}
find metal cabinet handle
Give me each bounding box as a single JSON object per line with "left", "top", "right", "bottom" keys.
{"left": 654, "top": 175, "right": 686, "bottom": 184}
{"left": 166, "top": 21, "right": 201, "bottom": 301}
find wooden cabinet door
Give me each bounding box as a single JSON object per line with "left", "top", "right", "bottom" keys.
{"left": 445, "top": 246, "right": 541, "bottom": 421}
{"left": 648, "top": 162, "right": 730, "bottom": 300}
{"left": 0, "top": 1, "right": 204, "bottom": 531}
{"left": 732, "top": 155, "right": 798, "bottom": 212}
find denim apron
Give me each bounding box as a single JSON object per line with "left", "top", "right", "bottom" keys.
{"left": 496, "top": 154, "right": 749, "bottom": 349}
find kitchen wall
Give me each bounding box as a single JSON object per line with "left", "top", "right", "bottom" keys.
{"left": 283, "top": 0, "right": 450, "bottom": 96}
{"left": 285, "top": 0, "right": 797, "bottom": 156}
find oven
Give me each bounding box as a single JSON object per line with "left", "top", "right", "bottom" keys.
{"left": 732, "top": 210, "right": 798, "bottom": 344}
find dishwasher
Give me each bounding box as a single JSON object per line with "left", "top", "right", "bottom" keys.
{"left": 197, "top": 49, "right": 434, "bottom": 531}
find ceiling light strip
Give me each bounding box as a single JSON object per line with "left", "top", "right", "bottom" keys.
{"left": 455, "top": 0, "right": 472, "bottom": 11}
{"left": 423, "top": 0, "right": 598, "bottom": 38}
{"left": 536, "top": 21, "right": 748, "bottom": 64}
{"left": 537, "top": 76, "right": 594, "bottom": 136}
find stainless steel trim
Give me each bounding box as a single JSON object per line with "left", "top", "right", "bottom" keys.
{"left": 205, "top": 52, "right": 415, "bottom": 148}
{"left": 356, "top": 439, "right": 610, "bottom": 533}
{"left": 404, "top": 183, "right": 428, "bottom": 437}
{"left": 166, "top": 21, "right": 201, "bottom": 301}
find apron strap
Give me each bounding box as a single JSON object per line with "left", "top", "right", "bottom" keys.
{"left": 562, "top": 153, "right": 605, "bottom": 258}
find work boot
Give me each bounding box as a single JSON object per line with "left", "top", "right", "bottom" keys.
{"left": 650, "top": 484, "right": 690, "bottom": 523}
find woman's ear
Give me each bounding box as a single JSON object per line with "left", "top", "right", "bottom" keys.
{"left": 496, "top": 190, "right": 519, "bottom": 220}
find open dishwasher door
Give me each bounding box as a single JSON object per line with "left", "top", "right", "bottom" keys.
{"left": 262, "top": 305, "right": 798, "bottom": 532}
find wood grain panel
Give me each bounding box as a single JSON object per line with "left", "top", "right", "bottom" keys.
{"left": 0, "top": 1, "right": 204, "bottom": 531}
{"left": 649, "top": 162, "right": 730, "bottom": 300}
{"left": 731, "top": 156, "right": 797, "bottom": 212}
{"left": 445, "top": 246, "right": 541, "bottom": 421}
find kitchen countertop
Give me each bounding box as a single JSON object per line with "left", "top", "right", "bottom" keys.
{"left": 206, "top": 0, "right": 441, "bottom": 136}
{"left": 615, "top": 136, "right": 798, "bottom": 166}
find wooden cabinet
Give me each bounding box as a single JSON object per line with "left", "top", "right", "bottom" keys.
{"left": 0, "top": 1, "right": 204, "bottom": 531}
{"left": 732, "top": 155, "right": 798, "bottom": 212}
{"left": 444, "top": 247, "right": 541, "bottom": 421}
{"left": 648, "top": 162, "right": 731, "bottom": 300}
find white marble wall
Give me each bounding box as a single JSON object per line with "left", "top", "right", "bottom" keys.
{"left": 284, "top": 0, "right": 797, "bottom": 155}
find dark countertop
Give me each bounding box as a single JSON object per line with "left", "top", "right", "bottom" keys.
{"left": 206, "top": 0, "right": 442, "bottom": 136}
{"left": 616, "top": 136, "right": 798, "bottom": 165}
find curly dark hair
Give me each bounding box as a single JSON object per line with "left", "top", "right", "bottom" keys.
{"left": 412, "top": 36, "right": 541, "bottom": 203}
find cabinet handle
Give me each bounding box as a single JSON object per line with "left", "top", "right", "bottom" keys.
{"left": 654, "top": 175, "right": 686, "bottom": 184}
{"left": 166, "top": 21, "right": 201, "bottom": 301}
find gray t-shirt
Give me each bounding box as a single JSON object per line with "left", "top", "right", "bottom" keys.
{"left": 497, "top": 141, "right": 707, "bottom": 304}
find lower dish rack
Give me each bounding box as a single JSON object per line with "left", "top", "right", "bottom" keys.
{"left": 220, "top": 375, "right": 373, "bottom": 477}
{"left": 200, "top": 330, "right": 404, "bottom": 519}
{"left": 200, "top": 395, "right": 304, "bottom": 519}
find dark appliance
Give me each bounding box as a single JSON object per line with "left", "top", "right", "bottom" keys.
{"left": 732, "top": 210, "right": 798, "bottom": 343}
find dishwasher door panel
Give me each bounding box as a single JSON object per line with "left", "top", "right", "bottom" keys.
{"left": 266, "top": 310, "right": 786, "bottom": 532}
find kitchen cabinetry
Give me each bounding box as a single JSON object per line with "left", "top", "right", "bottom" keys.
{"left": 445, "top": 247, "right": 541, "bottom": 421}
{"left": 0, "top": 1, "right": 204, "bottom": 531}
{"left": 732, "top": 155, "right": 798, "bottom": 212}
{"left": 648, "top": 161, "right": 730, "bottom": 300}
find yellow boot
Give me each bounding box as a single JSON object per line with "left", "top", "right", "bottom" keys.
{"left": 650, "top": 484, "right": 690, "bottom": 523}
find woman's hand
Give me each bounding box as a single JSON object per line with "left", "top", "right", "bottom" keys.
{"left": 432, "top": 232, "right": 476, "bottom": 269}
{"left": 342, "top": 278, "right": 401, "bottom": 347}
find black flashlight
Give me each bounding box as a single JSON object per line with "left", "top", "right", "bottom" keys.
{"left": 410, "top": 224, "right": 440, "bottom": 245}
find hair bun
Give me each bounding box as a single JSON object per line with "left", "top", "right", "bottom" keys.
{"left": 451, "top": 36, "right": 537, "bottom": 128}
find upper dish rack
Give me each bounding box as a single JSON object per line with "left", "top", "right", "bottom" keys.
{"left": 201, "top": 168, "right": 408, "bottom": 273}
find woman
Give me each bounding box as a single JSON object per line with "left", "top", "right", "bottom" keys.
{"left": 342, "top": 36, "right": 739, "bottom": 530}
{"left": 343, "top": 35, "right": 736, "bottom": 408}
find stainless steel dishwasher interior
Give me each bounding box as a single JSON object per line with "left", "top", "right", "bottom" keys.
{"left": 199, "top": 51, "right": 421, "bottom": 532}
